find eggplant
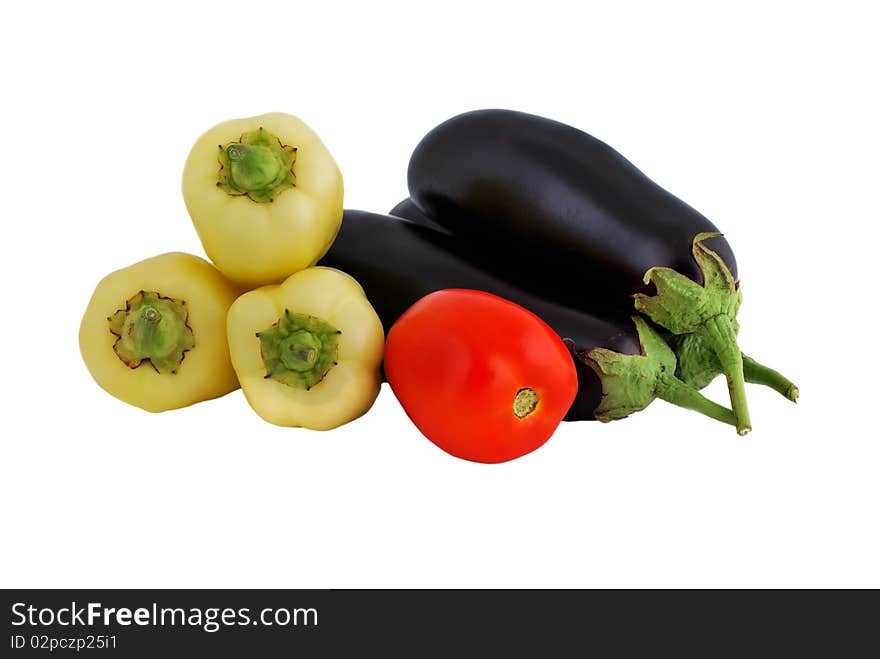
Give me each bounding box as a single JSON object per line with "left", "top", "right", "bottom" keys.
{"left": 405, "top": 109, "right": 774, "bottom": 434}
{"left": 320, "top": 210, "right": 736, "bottom": 427}
{"left": 391, "top": 197, "right": 799, "bottom": 404}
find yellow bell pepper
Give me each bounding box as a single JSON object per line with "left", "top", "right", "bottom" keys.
{"left": 227, "top": 267, "right": 384, "bottom": 430}
{"left": 79, "top": 253, "right": 240, "bottom": 412}
{"left": 182, "top": 112, "right": 344, "bottom": 288}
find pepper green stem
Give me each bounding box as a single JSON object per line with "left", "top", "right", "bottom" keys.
{"left": 578, "top": 316, "right": 737, "bottom": 430}
{"left": 699, "top": 315, "right": 751, "bottom": 435}
{"left": 257, "top": 310, "right": 340, "bottom": 390}
{"left": 107, "top": 291, "right": 195, "bottom": 374}
{"left": 226, "top": 143, "right": 284, "bottom": 192}
{"left": 742, "top": 355, "right": 799, "bottom": 402}
{"left": 217, "top": 127, "right": 297, "bottom": 203}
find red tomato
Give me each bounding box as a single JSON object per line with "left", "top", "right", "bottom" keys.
{"left": 384, "top": 289, "right": 578, "bottom": 464}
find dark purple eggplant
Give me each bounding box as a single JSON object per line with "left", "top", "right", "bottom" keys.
{"left": 320, "top": 210, "right": 735, "bottom": 427}
{"left": 391, "top": 197, "right": 799, "bottom": 404}
{"left": 406, "top": 109, "right": 757, "bottom": 433}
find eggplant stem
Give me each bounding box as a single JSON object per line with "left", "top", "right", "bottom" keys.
{"left": 700, "top": 315, "right": 751, "bottom": 435}
{"left": 583, "top": 316, "right": 738, "bottom": 430}
{"left": 742, "top": 354, "right": 799, "bottom": 402}
{"left": 657, "top": 374, "right": 737, "bottom": 427}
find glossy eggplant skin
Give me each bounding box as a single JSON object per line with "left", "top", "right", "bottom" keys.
{"left": 319, "top": 210, "right": 641, "bottom": 420}
{"left": 387, "top": 197, "right": 587, "bottom": 310}
{"left": 389, "top": 198, "right": 448, "bottom": 234}
{"left": 407, "top": 109, "right": 737, "bottom": 307}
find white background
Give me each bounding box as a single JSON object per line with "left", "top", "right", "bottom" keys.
{"left": 1, "top": 1, "right": 877, "bottom": 588}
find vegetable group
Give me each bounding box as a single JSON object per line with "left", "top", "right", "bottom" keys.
{"left": 80, "top": 107, "right": 798, "bottom": 462}
{"left": 385, "top": 290, "right": 577, "bottom": 463}
{"left": 79, "top": 252, "right": 240, "bottom": 412}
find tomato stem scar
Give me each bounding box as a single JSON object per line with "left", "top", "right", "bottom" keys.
{"left": 513, "top": 387, "right": 539, "bottom": 418}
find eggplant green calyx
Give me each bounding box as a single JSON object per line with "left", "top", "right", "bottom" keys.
{"left": 257, "top": 310, "right": 340, "bottom": 390}
{"left": 108, "top": 291, "right": 195, "bottom": 374}
{"left": 513, "top": 387, "right": 539, "bottom": 419}
{"left": 574, "top": 316, "right": 737, "bottom": 429}
{"left": 218, "top": 127, "right": 297, "bottom": 203}
{"left": 634, "top": 232, "right": 751, "bottom": 435}
{"left": 670, "top": 333, "right": 799, "bottom": 403}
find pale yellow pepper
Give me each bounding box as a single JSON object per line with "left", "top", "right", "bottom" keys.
{"left": 182, "top": 112, "right": 344, "bottom": 288}
{"left": 79, "top": 253, "right": 240, "bottom": 412}
{"left": 227, "top": 267, "right": 384, "bottom": 430}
